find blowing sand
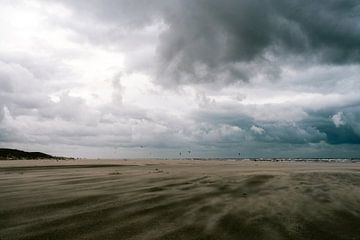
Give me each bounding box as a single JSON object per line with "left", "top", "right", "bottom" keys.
{"left": 1, "top": 159, "right": 360, "bottom": 240}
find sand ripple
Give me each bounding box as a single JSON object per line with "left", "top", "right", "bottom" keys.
{"left": 1, "top": 160, "right": 360, "bottom": 240}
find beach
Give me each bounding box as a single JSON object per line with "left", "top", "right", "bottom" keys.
{"left": 1, "top": 159, "right": 360, "bottom": 240}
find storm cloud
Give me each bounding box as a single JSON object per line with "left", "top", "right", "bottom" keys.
{"left": 54, "top": 0, "right": 360, "bottom": 84}
{"left": 0, "top": 0, "right": 359, "bottom": 158}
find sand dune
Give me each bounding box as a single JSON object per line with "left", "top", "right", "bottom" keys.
{"left": 1, "top": 160, "right": 360, "bottom": 240}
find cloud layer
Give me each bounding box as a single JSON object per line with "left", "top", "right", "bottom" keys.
{"left": 0, "top": 0, "right": 359, "bottom": 158}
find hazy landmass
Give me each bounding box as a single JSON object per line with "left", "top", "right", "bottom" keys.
{"left": 1, "top": 159, "right": 360, "bottom": 240}
{"left": 0, "top": 148, "right": 68, "bottom": 160}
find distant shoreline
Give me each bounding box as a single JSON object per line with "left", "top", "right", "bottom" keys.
{"left": 1, "top": 157, "right": 359, "bottom": 163}
{"left": 0, "top": 148, "right": 71, "bottom": 161}
{"left": 1, "top": 148, "right": 359, "bottom": 162}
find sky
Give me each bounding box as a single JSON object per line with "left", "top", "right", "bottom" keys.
{"left": 0, "top": 0, "right": 360, "bottom": 158}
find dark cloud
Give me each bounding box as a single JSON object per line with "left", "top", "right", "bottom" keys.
{"left": 191, "top": 99, "right": 360, "bottom": 147}
{"left": 304, "top": 105, "right": 360, "bottom": 144}
{"left": 275, "top": 0, "right": 360, "bottom": 63}
{"left": 157, "top": 0, "right": 360, "bottom": 84}
{"left": 254, "top": 123, "right": 326, "bottom": 144}
{"left": 57, "top": 0, "right": 360, "bottom": 85}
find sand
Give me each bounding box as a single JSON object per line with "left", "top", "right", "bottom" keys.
{"left": 1, "top": 159, "right": 360, "bottom": 240}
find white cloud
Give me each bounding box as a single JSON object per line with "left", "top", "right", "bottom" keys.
{"left": 331, "top": 112, "right": 346, "bottom": 128}
{"left": 250, "top": 125, "right": 265, "bottom": 135}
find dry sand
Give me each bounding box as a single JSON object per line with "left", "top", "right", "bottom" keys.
{"left": 1, "top": 159, "right": 360, "bottom": 240}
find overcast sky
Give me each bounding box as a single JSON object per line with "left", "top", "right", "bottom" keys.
{"left": 0, "top": 0, "right": 360, "bottom": 158}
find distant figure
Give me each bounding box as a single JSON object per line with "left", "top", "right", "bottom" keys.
{"left": 140, "top": 145, "right": 144, "bottom": 148}
{"left": 188, "top": 151, "right": 191, "bottom": 154}
{"left": 238, "top": 153, "right": 241, "bottom": 156}
{"left": 179, "top": 152, "right": 182, "bottom": 156}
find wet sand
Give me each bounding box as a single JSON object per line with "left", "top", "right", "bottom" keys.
{"left": 1, "top": 159, "right": 360, "bottom": 240}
